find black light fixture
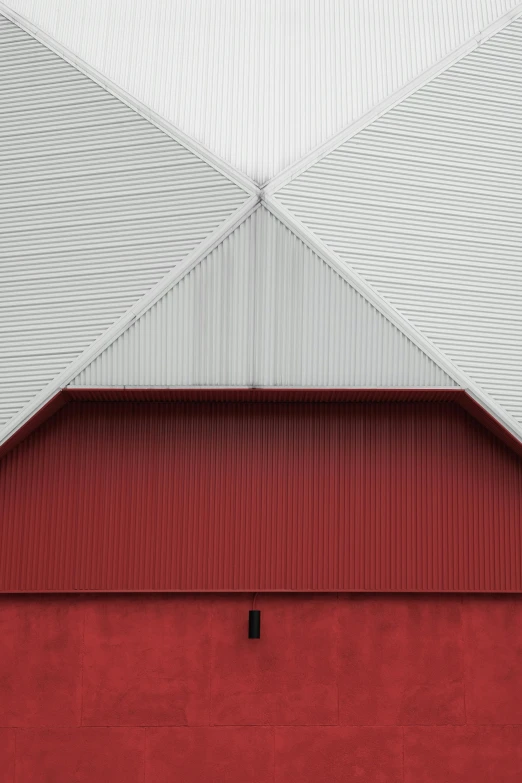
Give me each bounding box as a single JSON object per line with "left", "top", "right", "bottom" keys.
{"left": 248, "top": 593, "right": 261, "bottom": 639}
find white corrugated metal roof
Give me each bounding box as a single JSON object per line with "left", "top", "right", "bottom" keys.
{"left": 70, "top": 206, "right": 456, "bottom": 389}
{"left": 1, "top": 0, "right": 522, "bottom": 452}
{"left": 2, "top": 0, "right": 520, "bottom": 183}
{"left": 276, "top": 15, "right": 522, "bottom": 427}
{"left": 0, "top": 12, "right": 250, "bottom": 429}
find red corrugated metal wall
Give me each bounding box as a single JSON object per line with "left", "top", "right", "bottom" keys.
{"left": 1, "top": 593, "right": 522, "bottom": 782}
{"left": 1, "top": 400, "right": 521, "bottom": 592}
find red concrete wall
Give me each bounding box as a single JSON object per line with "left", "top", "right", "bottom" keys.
{"left": 1, "top": 594, "right": 522, "bottom": 782}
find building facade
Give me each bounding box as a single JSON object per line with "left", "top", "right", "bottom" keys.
{"left": 1, "top": 2, "right": 522, "bottom": 780}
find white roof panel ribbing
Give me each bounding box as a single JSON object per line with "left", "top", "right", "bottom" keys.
{"left": 2, "top": 0, "right": 519, "bottom": 183}
{"left": 277, "top": 17, "right": 522, "bottom": 426}
{"left": 0, "top": 13, "right": 249, "bottom": 432}
{"left": 1, "top": 1, "right": 522, "bottom": 451}
{"left": 70, "top": 207, "right": 456, "bottom": 389}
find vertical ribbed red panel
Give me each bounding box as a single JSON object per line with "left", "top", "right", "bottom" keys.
{"left": 0, "top": 401, "right": 521, "bottom": 591}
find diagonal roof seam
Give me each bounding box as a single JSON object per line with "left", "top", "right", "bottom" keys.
{"left": 68, "top": 196, "right": 460, "bottom": 393}
{"left": 261, "top": 196, "right": 463, "bottom": 389}
{"left": 1, "top": 0, "right": 521, "bottom": 452}
{"left": 4, "top": 183, "right": 522, "bottom": 450}
{"left": 0, "top": 1, "right": 259, "bottom": 449}
{"left": 264, "top": 195, "right": 522, "bottom": 447}
{"left": 263, "top": 2, "right": 522, "bottom": 195}
{"left": 3, "top": 0, "right": 518, "bottom": 202}
{"left": 70, "top": 202, "right": 457, "bottom": 391}
{"left": 0, "top": 195, "right": 260, "bottom": 448}
{"left": 0, "top": 1, "right": 260, "bottom": 198}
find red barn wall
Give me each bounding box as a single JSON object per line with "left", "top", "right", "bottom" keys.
{"left": 2, "top": 400, "right": 522, "bottom": 778}
{"left": 1, "top": 400, "right": 522, "bottom": 592}
{"left": 1, "top": 593, "right": 522, "bottom": 782}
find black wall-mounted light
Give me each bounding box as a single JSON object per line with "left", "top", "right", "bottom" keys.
{"left": 248, "top": 593, "right": 261, "bottom": 639}
{"left": 248, "top": 609, "right": 261, "bottom": 639}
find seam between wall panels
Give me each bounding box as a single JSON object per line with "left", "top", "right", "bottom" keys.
{"left": 264, "top": 2, "right": 522, "bottom": 194}
{"left": 209, "top": 598, "right": 213, "bottom": 726}
{"left": 461, "top": 595, "right": 468, "bottom": 726}
{"left": 336, "top": 593, "right": 340, "bottom": 726}
{"left": 250, "top": 204, "right": 262, "bottom": 386}
{"left": 273, "top": 727, "right": 276, "bottom": 783}
{"left": 13, "top": 729, "right": 16, "bottom": 783}
{"left": 7, "top": 721, "right": 522, "bottom": 728}
{"left": 0, "top": 195, "right": 260, "bottom": 449}
{"left": 0, "top": 2, "right": 260, "bottom": 198}
{"left": 402, "top": 726, "right": 405, "bottom": 782}
{"left": 79, "top": 604, "right": 85, "bottom": 727}
{"left": 263, "top": 195, "right": 522, "bottom": 447}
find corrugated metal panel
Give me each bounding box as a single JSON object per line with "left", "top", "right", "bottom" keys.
{"left": 71, "top": 215, "right": 255, "bottom": 387}
{"left": 1, "top": 400, "right": 521, "bottom": 592}
{"left": 0, "top": 13, "right": 249, "bottom": 431}
{"left": 277, "top": 18, "right": 522, "bottom": 424}
{"left": 70, "top": 207, "right": 455, "bottom": 388}
{"left": 67, "top": 388, "right": 462, "bottom": 404}
{"left": 67, "top": 387, "right": 522, "bottom": 459}
{"left": 0, "top": 392, "right": 67, "bottom": 462}
{"left": 5, "top": 388, "right": 522, "bottom": 466}
{"left": 2, "top": 0, "right": 519, "bottom": 183}
{"left": 254, "top": 209, "right": 455, "bottom": 387}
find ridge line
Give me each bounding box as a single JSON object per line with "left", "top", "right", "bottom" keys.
{"left": 263, "top": 194, "right": 522, "bottom": 447}
{"left": 0, "top": 2, "right": 260, "bottom": 197}
{"left": 0, "top": 195, "right": 261, "bottom": 448}
{"left": 264, "top": 2, "right": 522, "bottom": 195}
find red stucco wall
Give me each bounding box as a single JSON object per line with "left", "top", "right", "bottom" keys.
{"left": 1, "top": 593, "right": 522, "bottom": 781}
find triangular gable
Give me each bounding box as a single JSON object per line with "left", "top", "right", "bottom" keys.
{"left": 277, "top": 15, "right": 522, "bottom": 424}
{"left": 70, "top": 207, "right": 456, "bottom": 388}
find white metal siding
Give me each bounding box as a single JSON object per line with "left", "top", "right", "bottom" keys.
{"left": 0, "top": 14, "right": 248, "bottom": 429}
{"left": 71, "top": 207, "right": 456, "bottom": 388}
{"left": 71, "top": 216, "right": 255, "bottom": 387}
{"left": 277, "top": 18, "right": 522, "bottom": 423}
{"left": 2, "top": 0, "right": 519, "bottom": 184}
